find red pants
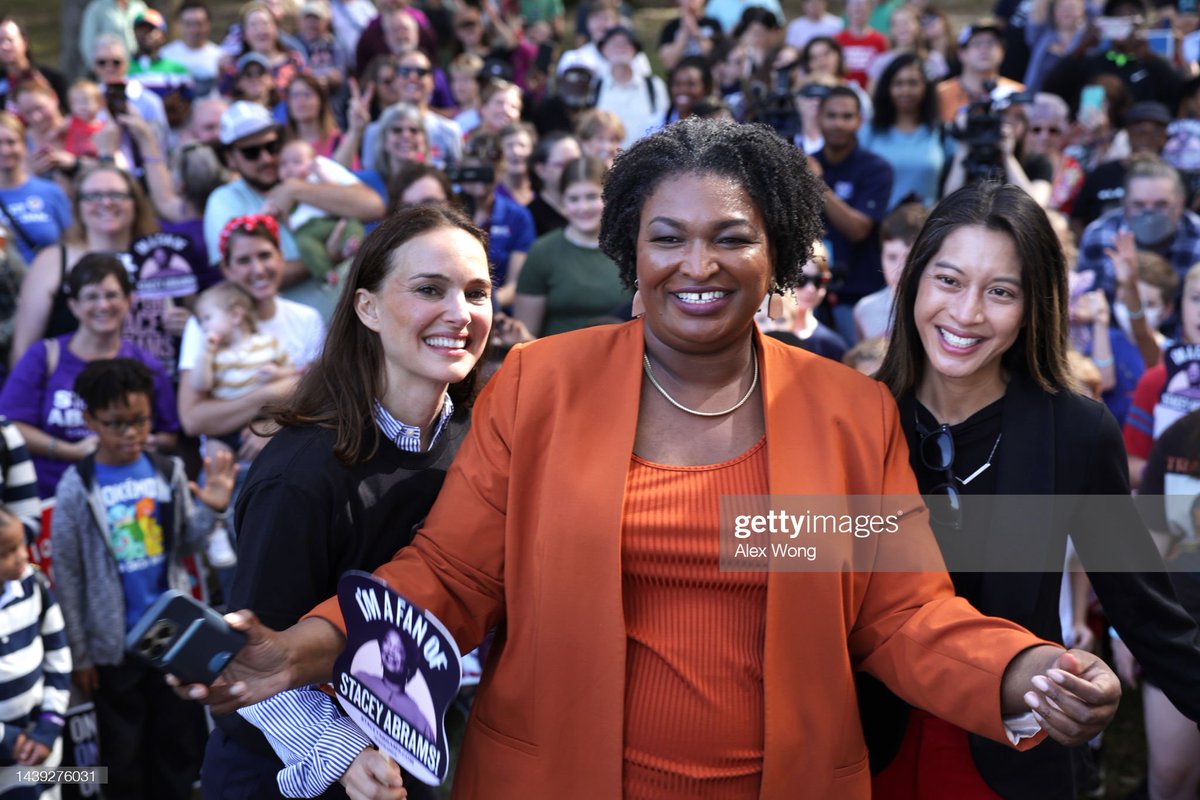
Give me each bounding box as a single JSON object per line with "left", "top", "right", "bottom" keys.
{"left": 872, "top": 710, "right": 1004, "bottom": 800}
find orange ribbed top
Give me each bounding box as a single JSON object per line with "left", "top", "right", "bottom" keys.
{"left": 622, "top": 437, "right": 770, "bottom": 800}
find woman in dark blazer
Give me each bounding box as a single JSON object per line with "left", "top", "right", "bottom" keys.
{"left": 867, "top": 181, "right": 1200, "bottom": 799}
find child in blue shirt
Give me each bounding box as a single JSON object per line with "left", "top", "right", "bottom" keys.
{"left": 50, "top": 358, "right": 236, "bottom": 800}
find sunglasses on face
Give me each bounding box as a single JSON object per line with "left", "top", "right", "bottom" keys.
{"left": 1030, "top": 126, "right": 1064, "bottom": 135}
{"left": 237, "top": 138, "right": 281, "bottom": 160}
{"left": 797, "top": 272, "right": 831, "bottom": 289}
{"left": 94, "top": 58, "right": 124, "bottom": 68}
{"left": 397, "top": 65, "right": 432, "bottom": 78}
{"left": 80, "top": 190, "right": 133, "bottom": 203}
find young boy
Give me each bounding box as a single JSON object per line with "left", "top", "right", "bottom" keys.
{"left": 854, "top": 202, "right": 927, "bottom": 341}
{"left": 50, "top": 358, "right": 235, "bottom": 800}
{"left": 0, "top": 505, "right": 71, "bottom": 800}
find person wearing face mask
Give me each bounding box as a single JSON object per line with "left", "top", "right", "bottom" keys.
{"left": 1078, "top": 157, "right": 1200, "bottom": 303}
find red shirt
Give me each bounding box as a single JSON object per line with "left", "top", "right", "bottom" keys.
{"left": 834, "top": 29, "right": 888, "bottom": 89}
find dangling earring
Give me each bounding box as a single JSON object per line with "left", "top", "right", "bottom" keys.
{"left": 767, "top": 286, "right": 784, "bottom": 320}
{"left": 631, "top": 278, "right": 644, "bottom": 317}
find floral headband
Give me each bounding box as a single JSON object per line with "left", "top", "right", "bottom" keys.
{"left": 219, "top": 214, "right": 280, "bottom": 261}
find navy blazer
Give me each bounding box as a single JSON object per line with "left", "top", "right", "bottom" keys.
{"left": 861, "top": 371, "right": 1200, "bottom": 798}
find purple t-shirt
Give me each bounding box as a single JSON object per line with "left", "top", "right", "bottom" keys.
{"left": 0, "top": 335, "right": 181, "bottom": 500}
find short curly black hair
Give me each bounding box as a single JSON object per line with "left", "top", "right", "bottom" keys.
{"left": 599, "top": 118, "right": 825, "bottom": 291}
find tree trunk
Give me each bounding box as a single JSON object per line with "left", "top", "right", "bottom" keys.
{"left": 60, "top": 0, "right": 88, "bottom": 81}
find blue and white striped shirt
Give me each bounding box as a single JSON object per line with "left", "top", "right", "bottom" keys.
{"left": 374, "top": 396, "right": 454, "bottom": 454}
{"left": 0, "top": 421, "right": 43, "bottom": 542}
{"left": 0, "top": 566, "right": 71, "bottom": 750}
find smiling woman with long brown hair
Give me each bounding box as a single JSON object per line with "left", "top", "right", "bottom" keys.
{"left": 867, "top": 181, "right": 1200, "bottom": 799}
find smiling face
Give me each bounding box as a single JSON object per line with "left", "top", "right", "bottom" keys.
{"left": 397, "top": 52, "right": 434, "bottom": 106}
{"left": 914, "top": 225, "right": 1025, "bottom": 392}
{"left": 384, "top": 115, "right": 427, "bottom": 163}
{"left": 16, "top": 88, "right": 60, "bottom": 136}
{"left": 354, "top": 226, "right": 493, "bottom": 396}
{"left": 480, "top": 86, "right": 522, "bottom": 133}
{"left": 79, "top": 169, "right": 136, "bottom": 241}
{"left": 637, "top": 172, "right": 772, "bottom": 355}
{"left": 563, "top": 178, "right": 603, "bottom": 237}
{"left": 68, "top": 273, "right": 132, "bottom": 336}
{"left": 670, "top": 66, "right": 706, "bottom": 118}
{"left": 223, "top": 232, "right": 283, "bottom": 305}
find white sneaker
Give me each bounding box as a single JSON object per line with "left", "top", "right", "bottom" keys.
{"left": 206, "top": 524, "right": 237, "bottom": 568}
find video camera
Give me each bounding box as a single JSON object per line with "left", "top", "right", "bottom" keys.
{"left": 949, "top": 81, "right": 1033, "bottom": 184}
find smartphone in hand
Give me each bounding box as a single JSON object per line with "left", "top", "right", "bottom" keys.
{"left": 126, "top": 591, "right": 246, "bottom": 685}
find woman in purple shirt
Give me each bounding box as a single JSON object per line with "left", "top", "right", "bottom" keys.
{"left": 0, "top": 253, "right": 179, "bottom": 500}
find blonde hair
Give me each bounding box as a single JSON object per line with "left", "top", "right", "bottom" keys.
{"left": 1067, "top": 350, "right": 1102, "bottom": 400}
{"left": 197, "top": 281, "right": 258, "bottom": 332}
{"left": 575, "top": 109, "right": 626, "bottom": 142}
{"left": 69, "top": 79, "right": 103, "bottom": 106}
{"left": 844, "top": 336, "right": 888, "bottom": 369}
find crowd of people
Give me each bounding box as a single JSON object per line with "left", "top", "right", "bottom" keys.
{"left": 0, "top": 0, "right": 1199, "bottom": 796}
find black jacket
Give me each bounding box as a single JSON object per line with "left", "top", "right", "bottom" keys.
{"left": 861, "top": 371, "right": 1200, "bottom": 798}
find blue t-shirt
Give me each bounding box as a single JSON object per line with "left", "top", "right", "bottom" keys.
{"left": 858, "top": 125, "right": 946, "bottom": 211}
{"left": 0, "top": 178, "right": 72, "bottom": 263}
{"left": 94, "top": 454, "right": 168, "bottom": 631}
{"left": 815, "top": 145, "right": 894, "bottom": 301}
{"left": 487, "top": 194, "right": 536, "bottom": 287}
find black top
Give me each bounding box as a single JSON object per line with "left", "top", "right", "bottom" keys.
{"left": 45, "top": 247, "right": 79, "bottom": 341}
{"left": 909, "top": 396, "right": 1002, "bottom": 605}
{"left": 528, "top": 193, "right": 568, "bottom": 237}
{"left": 1072, "top": 159, "right": 1127, "bottom": 226}
{"left": 216, "top": 414, "right": 470, "bottom": 755}
{"left": 861, "top": 373, "right": 1200, "bottom": 797}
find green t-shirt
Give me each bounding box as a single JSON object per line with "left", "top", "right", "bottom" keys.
{"left": 519, "top": 0, "right": 564, "bottom": 24}
{"left": 516, "top": 229, "right": 631, "bottom": 337}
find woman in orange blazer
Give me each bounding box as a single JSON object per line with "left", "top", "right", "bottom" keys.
{"left": 190, "top": 119, "right": 1120, "bottom": 800}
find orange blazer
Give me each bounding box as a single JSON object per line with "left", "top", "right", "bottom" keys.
{"left": 312, "top": 319, "right": 1047, "bottom": 798}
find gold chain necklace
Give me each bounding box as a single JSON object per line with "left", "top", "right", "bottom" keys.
{"left": 642, "top": 343, "right": 759, "bottom": 417}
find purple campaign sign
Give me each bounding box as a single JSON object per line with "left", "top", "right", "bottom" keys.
{"left": 334, "top": 571, "right": 461, "bottom": 786}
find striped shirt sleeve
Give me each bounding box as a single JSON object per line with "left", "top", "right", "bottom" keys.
{"left": 0, "top": 421, "right": 43, "bottom": 538}
{"left": 239, "top": 686, "right": 373, "bottom": 798}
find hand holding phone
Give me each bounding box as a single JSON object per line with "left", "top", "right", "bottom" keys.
{"left": 126, "top": 591, "right": 247, "bottom": 685}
